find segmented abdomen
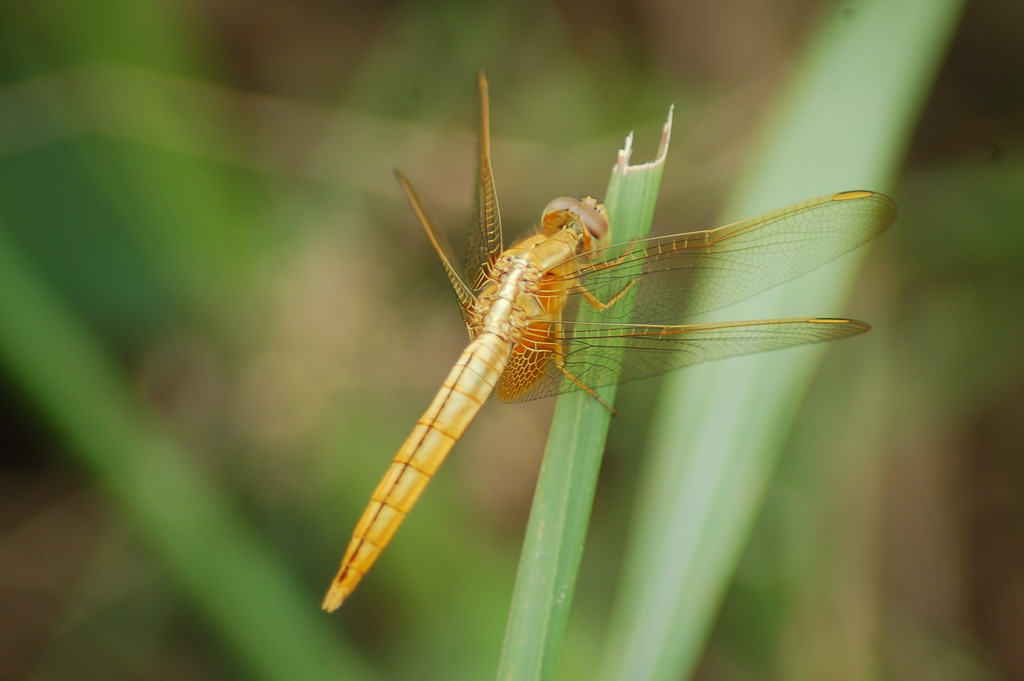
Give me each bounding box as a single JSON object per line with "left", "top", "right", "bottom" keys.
{"left": 322, "top": 334, "right": 510, "bottom": 611}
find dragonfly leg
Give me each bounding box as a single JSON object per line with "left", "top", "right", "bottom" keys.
{"left": 576, "top": 276, "right": 639, "bottom": 312}
{"left": 551, "top": 346, "right": 616, "bottom": 414}
{"left": 573, "top": 238, "right": 641, "bottom": 311}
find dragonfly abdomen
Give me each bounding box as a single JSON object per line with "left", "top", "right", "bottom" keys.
{"left": 322, "top": 334, "right": 511, "bottom": 611}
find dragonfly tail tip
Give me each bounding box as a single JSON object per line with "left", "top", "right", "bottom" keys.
{"left": 321, "top": 589, "right": 346, "bottom": 613}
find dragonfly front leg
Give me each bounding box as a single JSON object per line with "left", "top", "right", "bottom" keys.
{"left": 550, "top": 323, "right": 617, "bottom": 414}
{"left": 573, "top": 238, "right": 641, "bottom": 312}
{"left": 576, "top": 277, "right": 639, "bottom": 312}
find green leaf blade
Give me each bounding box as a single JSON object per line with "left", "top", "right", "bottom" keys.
{"left": 599, "top": 2, "right": 967, "bottom": 680}
{"left": 496, "top": 112, "right": 673, "bottom": 681}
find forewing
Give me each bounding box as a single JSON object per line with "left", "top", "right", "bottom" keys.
{"left": 465, "top": 71, "right": 503, "bottom": 290}
{"left": 394, "top": 169, "right": 477, "bottom": 322}
{"left": 554, "top": 191, "right": 896, "bottom": 325}
{"left": 497, "top": 318, "right": 868, "bottom": 402}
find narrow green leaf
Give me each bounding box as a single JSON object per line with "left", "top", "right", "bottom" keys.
{"left": 599, "top": 1, "right": 967, "bottom": 680}
{"left": 0, "top": 224, "right": 373, "bottom": 680}
{"left": 497, "top": 111, "right": 673, "bottom": 681}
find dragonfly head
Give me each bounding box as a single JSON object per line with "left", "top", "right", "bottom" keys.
{"left": 540, "top": 196, "right": 610, "bottom": 256}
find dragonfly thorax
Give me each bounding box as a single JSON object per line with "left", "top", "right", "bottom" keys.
{"left": 471, "top": 254, "right": 545, "bottom": 341}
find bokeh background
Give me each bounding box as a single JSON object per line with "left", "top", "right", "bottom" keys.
{"left": 1, "top": 1, "right": 1022, "bottom": 680}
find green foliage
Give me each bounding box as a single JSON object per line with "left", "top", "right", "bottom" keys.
{"left": 497, "top": 122, "right": 671, "bottom": 680}
{"left": 2, "top": 1, "right": 1014, "bottom": 680}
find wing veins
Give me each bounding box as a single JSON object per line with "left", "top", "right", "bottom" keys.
{"left": 465, "top": 71, "right": 503, "bottom": 289}
{"left": 545, "top": 191, "right": 895, "bottom": 324}
{"left": 394, "top": 169, "right": 477, "bottom": 320}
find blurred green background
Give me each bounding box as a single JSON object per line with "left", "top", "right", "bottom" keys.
{"left": 1, "top": 1, "right": 1022, "bottom": 680}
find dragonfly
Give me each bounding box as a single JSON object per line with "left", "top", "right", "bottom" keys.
{"left": 321, "top": 72, "right": 897, "bottom": 611}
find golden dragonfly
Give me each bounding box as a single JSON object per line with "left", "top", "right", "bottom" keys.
{"left": 322, "top": 73, "right": 896, "bottom": 611}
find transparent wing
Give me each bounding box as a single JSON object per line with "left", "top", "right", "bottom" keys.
{"left": 496, "top": 318, "right": 867, "bottom": 402}
{"left": 550, "top": 191, "right": 897, "bottom": 325}
{"left": 394, "top": 168, "right": 477, "bottom": 322}
{"left": 464, "top": 71, "right": 503, "bottom": 290}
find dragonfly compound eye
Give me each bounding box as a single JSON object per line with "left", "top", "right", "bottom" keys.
{"left": 541, "top": 197, "right": 608, "bottom": 240}
{"left": 541, "top": 197, "right": 583, "bottom": 234}
{"left": 577, "top": 202, "right": 609, "bottom": 239}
